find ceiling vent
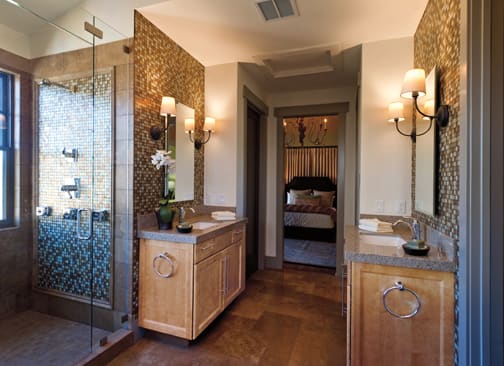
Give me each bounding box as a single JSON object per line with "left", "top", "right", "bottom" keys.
{"left": 255, "top": 0, "right": 299, "bottom": 21}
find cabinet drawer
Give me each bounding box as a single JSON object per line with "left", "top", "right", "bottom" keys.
{"left": 231, "top": 224, "right": 245, "bottom": 243}
{"left": 195, "top": 231, "right": 232, "bottom": 263}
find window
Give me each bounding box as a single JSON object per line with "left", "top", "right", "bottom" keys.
{"left": 0, "top": 70, "right": 14, "bottom": 228}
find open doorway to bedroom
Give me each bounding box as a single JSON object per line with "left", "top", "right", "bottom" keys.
{"left": 282, "top": 115, "right": 340, "bottom": 270}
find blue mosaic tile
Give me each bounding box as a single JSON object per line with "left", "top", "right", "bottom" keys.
{"left": 36, "top": 72, "right": 113, "bottom": 305}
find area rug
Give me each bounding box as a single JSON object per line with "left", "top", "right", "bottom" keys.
{"left": 284, "top": 238, "right": 336, "bottom": 268}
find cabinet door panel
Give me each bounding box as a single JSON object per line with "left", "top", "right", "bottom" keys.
{"left": 193, "top": 253, "right": 223, "bottom": 338}
{"left": 139, "top": 240, "right": 193, "bottom": 339}
{"left": 223, "top": 241, "right": 245, "bottom": 307}
{"left": 350, "top": 262, "right": 453, "bottom": 366}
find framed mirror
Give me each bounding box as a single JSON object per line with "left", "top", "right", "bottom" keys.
{"left": 414, "top": 67, "right": 438, "bottom": 215}
{"left": 167, "top": 102, "right": 195, "bottom": 202}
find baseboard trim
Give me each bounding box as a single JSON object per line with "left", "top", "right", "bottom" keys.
{"left": 265, "top": 255, "right": 282, "bottom": 269}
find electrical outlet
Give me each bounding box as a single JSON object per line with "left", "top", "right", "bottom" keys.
{"left": 375, "top": 200, "right": 385, "bottom": 213}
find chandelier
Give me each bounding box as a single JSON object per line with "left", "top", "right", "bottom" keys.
{"left": 283, "top": 116, "right": 328, "bottom": 147}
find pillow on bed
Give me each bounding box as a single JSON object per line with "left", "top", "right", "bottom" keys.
{"left": 287, "top": 189, "right": 311, "bottom": 204}
{"left": 313, "top": 190, "right": 335, "bottom": 207}
{"left": 294, "top": 194, "right": 321, "bottom": 206}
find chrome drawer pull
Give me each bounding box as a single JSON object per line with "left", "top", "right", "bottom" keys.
{"left": 152, "top": 252, "right": 175, "bottom": 278}
{"left": 382, "top": 281, "right": 421, "bottom": 319}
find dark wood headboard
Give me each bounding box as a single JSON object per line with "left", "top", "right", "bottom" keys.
{"left": 285, "top": 176, "right": 337, "bottom": 207}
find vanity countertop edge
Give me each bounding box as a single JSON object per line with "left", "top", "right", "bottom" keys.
{"left": 344, "top": 225, "right": 457, "bottom": 273}
{"left": 138, "top": 217, "right": 247, "bottom": 244}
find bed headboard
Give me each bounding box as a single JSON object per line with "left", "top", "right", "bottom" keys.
{"left": 285, "top": 176, "right": 337, "bottom": 207}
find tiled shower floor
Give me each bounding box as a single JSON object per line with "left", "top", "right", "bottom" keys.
{"left": 0, "top": 310, "right": 110, "bottom": 366}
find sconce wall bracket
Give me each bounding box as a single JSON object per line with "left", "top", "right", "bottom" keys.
{"left": 413, "top": 95, "right": 450, "bottom": 128}
{"left": 188, "top": 130, "right": 212, "bottom": 150}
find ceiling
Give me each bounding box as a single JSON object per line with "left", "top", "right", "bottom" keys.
{"left": 138, "top": 0, "right": 429, "bottom": 90}
{"left": 0, "top": 0, "right": 84, "bottom": 34}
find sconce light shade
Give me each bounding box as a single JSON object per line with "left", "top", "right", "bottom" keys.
{"left": 204, "top": 117, "right": 216, "bottom": 132}
{"left": 184, "top": 118, "right": 195, "bottom": 132}
{"left": 388, "top": 102, "right": 405, "bottom": 122}
{"left": 160, "top": 96, "right": 176, "bottom": 116}
{"left": 400, "top": 69, "right": 426, "bottom": 98}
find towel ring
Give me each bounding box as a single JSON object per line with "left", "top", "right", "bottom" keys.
{"left": 152, "top": 252, "right": 175, "bottom": 278}
{"left": 382, "top": 281, "right": 421, "bottom": 319}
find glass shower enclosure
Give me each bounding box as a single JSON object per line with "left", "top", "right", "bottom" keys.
{"left": 0, "top": 0, "right": 130, "bottom": 364}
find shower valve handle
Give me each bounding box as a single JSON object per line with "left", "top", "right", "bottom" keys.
{"left": 77, "top": 208, "right": 93, "bottom": 240}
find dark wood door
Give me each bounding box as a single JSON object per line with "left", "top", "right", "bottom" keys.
{"left": 245, "top": 105, "right": 260, "bottom": 276}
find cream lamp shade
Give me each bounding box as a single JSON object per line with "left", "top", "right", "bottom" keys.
{"left": 204, "top": 117, "right": 215, "bottom": 132}
{"left": 160, "top": 96, "right": 176, "bottom": 116}
{"left": 184, "top": 118, "right": 195, "bottom": 132}
{"left": 400, "top": 69, "right": 427, "bottom": 98}
{"left": 388, "top": 102, "right": 405, "bottom": 122}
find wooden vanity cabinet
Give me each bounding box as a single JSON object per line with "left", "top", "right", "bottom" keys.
{"left": 139, "top": 223, "right": 246, "bottom": 340}
{"left": 348, "top": 262, "right": 454, "bottom": 366}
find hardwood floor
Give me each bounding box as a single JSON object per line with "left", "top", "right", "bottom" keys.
{"left": 108, "top": 268, "right": 346, "bottom": 365}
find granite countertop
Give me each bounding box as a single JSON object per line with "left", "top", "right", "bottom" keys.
{"left": 137, "top": 214, "right": 247, "bottom": 244}
{"left": 344, "top": 225, "right": 457, "bottom": 272}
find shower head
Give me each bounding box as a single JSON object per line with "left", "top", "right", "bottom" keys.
{"left": 38, "top": 78, "right": 76, "bottom": 92}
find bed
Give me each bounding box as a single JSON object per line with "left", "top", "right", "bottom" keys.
{"left": 284, "top": 176, "right": 337, "bottom": 242}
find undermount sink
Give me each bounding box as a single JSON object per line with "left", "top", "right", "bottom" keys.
{"left": 359, "top": 234, "right": 406, "bottom": 246}
{"left": 192, "top": 221, "right": 219, "bottom": 230}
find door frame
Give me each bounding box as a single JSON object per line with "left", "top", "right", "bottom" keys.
{"left": 241, "top": 86, "right": 268, "bottom": 271}
{"left": 458, "top": 0, "right": 503, "bottom": 364}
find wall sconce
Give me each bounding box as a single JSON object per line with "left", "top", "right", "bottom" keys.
{"left": 150, "top": 96, "right": 176, "bottom": 141}
{"left": 185, "top": 116, "right": 215, "bottom": 150}
{"left": 389, "top": 68, "right": 450, "bottom": 142}
{"left": 400, "top": 68, "right": 449, "bottom": 126}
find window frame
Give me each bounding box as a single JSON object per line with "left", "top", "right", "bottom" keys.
{"left": 0, "top": 70, "right": 15, "bottom": 229}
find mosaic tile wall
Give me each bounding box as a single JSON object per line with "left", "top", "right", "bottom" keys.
{"left": 413, "top": 0, "right": 460, "bottom": 363}
{"left": 0, "top": 51, "right": 33, "bottom": 320}
{"left": 133, "top": 11, "right": 205, "bottom": 314}
{"left": 36, "top": 72, "right": 113, "bottom": 306}
{"left": 413, "top": 0, "right": 461, "bottom": 241}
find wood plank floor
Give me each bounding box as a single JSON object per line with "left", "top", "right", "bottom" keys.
{"left": 108, "top": 268, "right": 346, "bottom": 365}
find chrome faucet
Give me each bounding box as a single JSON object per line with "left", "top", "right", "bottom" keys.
{"left": 178, "top": 207, "right": 195, "bottom": 224}
{"left": 61, "top": 178, "right": 80, "bottom": 199}
{"left": 392, "top": 219, "right": 421, "bottom": 240}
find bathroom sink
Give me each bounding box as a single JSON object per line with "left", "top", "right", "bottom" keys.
{"left": 359, "top": 234, "right": 406, "bottom": 246}
{"left": 192, "top": 221, "right": 219, "bottom": 230}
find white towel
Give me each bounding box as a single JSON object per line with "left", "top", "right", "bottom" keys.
{"left": 211, "top": 211, "right": 236, "bottom": 221}
{"left": 359, "top": 218, "right": 392, "bottom": 229}
{"left": 359, "top": 224, "right": 394, "bottom": 233}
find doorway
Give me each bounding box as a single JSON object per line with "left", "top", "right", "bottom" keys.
{"left": 282, "top": 115, "right": 339, "bottom": 269}
{"left": 273, "top": 103, "right": 351, "bottom": 272}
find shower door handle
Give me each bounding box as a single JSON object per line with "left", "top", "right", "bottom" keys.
{"left": 77, "top": 208, "right": 93, "bottom": 240}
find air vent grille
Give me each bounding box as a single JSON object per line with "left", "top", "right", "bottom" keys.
{"left": 255, "top": 0, "right": 298, "bottom": 21}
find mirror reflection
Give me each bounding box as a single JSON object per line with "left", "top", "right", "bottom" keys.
{"left": 415, "top": 67, "right": 437, "bottom": 216}
{"left": 167, "top": 102, "right": 194, "bottom": 202}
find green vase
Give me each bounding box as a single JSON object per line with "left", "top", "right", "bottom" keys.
{"left": 158, "top": 205, "right": 174, "bottom": 230}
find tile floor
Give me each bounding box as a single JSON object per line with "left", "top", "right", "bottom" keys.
{"left": 0, "top": 310, "right": 110, "bottom": 366}
{"left": 109, "top": 268, "right": 346, "bottom": 365}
